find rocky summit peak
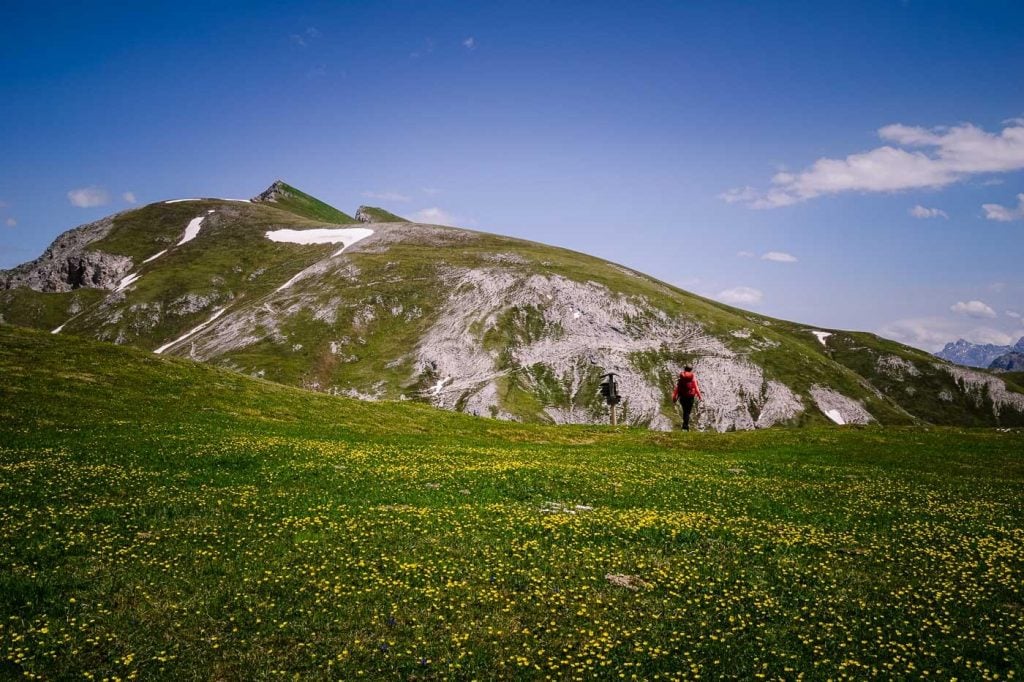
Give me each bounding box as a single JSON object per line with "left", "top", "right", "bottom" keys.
{"left": 355, "top": 206, "right": 409, "bottom": 223}
{"left": 251, "top": 180, "right": 291, "bottom": 204}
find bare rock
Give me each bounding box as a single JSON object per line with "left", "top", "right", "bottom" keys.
{"left": 1, "top": 215, "right": 133, "bottom": 292}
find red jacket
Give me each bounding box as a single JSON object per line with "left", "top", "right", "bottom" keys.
{"left": 672, "top": 371, "right": 702, "bottom": 401}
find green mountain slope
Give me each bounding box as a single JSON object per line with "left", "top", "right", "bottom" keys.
{"left": 1, "top": 325, "right": 1023, "bottom": 680}
{"left": 252, "top": 180, "right": 357, "bottom": 223}
{"left": 2, "top": 182, "right": 1022, "bottom": 430}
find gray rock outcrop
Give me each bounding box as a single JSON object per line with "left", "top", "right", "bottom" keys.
{"left": 990, "top": 351, "right": 1024, "bottom": 372}
{"left": 0, "top": 215, "right": 133, "bottom": 292}
{"left": 250, "top": 180, "right": 291, "bottom": 204}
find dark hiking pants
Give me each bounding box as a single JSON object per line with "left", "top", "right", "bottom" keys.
{"left": 680, "top": 396, "right": 695, "bottom": 431}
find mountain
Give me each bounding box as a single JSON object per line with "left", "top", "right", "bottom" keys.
{"left": 3, "top": 182, "right": 1024, "bottom": 430}
{"left": 936, "top": 337, "right": 1024, "bottom": 368}
{"left": 990, "top": 351, "right": 1024, "bottom": 372}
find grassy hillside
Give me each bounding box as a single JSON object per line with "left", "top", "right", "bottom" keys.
{"left": 254, "top": 181, "right": 357, "bottom": 224}
{"left": 1, "top": 326, "right": 1022, "bottom": 680}
{"left": 2, "top": 186, "right": 1022, "bottom": 431}
{"left": 356, "top": 205, "right": 409, "bottom": 222}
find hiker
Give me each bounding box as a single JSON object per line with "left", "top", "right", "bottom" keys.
{"left": 671, "top": 365, "right": 702, "bottom": 431}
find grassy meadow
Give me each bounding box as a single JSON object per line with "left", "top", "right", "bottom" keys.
{"left": 1, "top": 326, "right": 1022, "bottom": 680}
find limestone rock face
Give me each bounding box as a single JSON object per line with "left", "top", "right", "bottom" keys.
{"left": 250, "top": 180, "right": 290, "bottom": 204}
{"left": 355, "top": 207, "right": 377, "bottom": 223}
{"left": 0, "top": 215, "right": 133, "bottom": 292}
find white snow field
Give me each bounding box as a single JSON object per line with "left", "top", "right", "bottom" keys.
{"left": 265, "top": 228, "right": 375, "bottom": 292}
{"left": 154, "top": 308, "right": 228, "bottom": 354}
{"left": 114, "top": 273, "right": 142, "bottom": 292}
{"left": 177, "top": 216, "right": 207, "bottom": 246}
{"left": 824, "top": 409, "right": 846, "bottom": 425}
{"left": 264, "top": 227, "right": 374, "bottom": 256}
{"left": 142, "top": 249, "right": 168, "bottom": 264}
{"left": 164, "top": 198, "right": 250, "bottom": 204}
{"left": 812, "top": 331, "right": 832, "bottom": 346}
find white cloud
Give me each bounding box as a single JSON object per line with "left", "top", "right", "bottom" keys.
{"left": 409, "top": 207, "right": 458, "bottom": 226}
{"left": 462, "top": 37, "right": 476, "bottom": 49}
{"left": 289, "top": 27, "right": 320, "bottom": 48}
{"left": 982, "top": 193, "right": 1024, "bottom": 221}
{"left": 723, "top": 119, "right": 1024, "bottom": 208}
{"left": 909, "top": 205, "right": 948, "bottom": 219}
{"left": 5, "top": 217, "right": 15, "bottom": 227}
{"left": 716, "top": 286, "right": 763, "bottom": 305}
{"left": 1007, "top": 310, "right": 1022, "bottom": 319}
{"left": 362, "top": 190, "right": 411, "bottom": 203}
{"left": 67, "top": 187, "right": 110, "bottom": 208}
{"left": 736, "top": 250, "right": 755, "bottom": 258}
{"left": 761, "top": 251, "right": 797, "bottom": 263}
{"left": 878, "top": 316, "right": 1013, "bottom": 352}
{"left": 950, "top": 300, "right": 997, "bottom": 319}
{"left": 122, "top": 191, "right": 137, "bottom": 204}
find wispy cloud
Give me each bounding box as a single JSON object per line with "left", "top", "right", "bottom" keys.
{"left": 122, "top": 191, "right": 137, "bottom": 204}
{"left": 362, "top": 190, "right": 411, "bottom": 203}
{"left": 67, "top": 187, "right": 110, "bottom": 208}
{"left": 5, "top": 218, "right": 15, "bottom": 227}
{"left": 409, "top": 207, "right": 458, "bottom": 226}
{"left": 736, "top": 250, "right": 755, "bottom": 258}
{"left": 951, "top": 300, "right": 997, "bottom": 319}
{"left": 462, "top": 37, "right": 477, "bottom": 49}
{"left": 410, "top": 38, "right": 435, "bottom": 59}
{"left": 421, "top": 187, "right": 440, "bottom": 196}
{"left": 716, "top": 286, "right": 763, "bottom": 305}
{"left": 982, "top": 193, "right": 1024, "bottom": 221}
{"left": 909, "top": 205, "right": 948, "bottom": 219}
{"left": 761, "top": 251, "right": 797, "bottom": 263}
{"left": 289, "top": 26, "right": 321, "bottom": 48}
{"left": 723, "top": 119, "right": 1024, "bottom": 209}
{"left": 879, "top": 316, "right": 1012, "bottom": 351}
{"left": 1007, "top": 310, "right": 1021, "bottom": 319}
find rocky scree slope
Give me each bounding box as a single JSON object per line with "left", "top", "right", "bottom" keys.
{"left": 3, "top": 182, "right": 1023, "bottom": 430}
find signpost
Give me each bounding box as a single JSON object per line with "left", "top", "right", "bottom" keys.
{"left": 599, "top": 372, "right": 621, "bottom": 426}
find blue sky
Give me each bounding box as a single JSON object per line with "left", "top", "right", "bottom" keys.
{"left": 2, "top": 0, "right": 1023, "bottom": 350}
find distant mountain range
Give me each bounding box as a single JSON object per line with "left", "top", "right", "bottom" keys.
{"left": 3, "top": 181, "right": 1024, "bottom": 429}
{"left": 935, "top": 337, "right": 1024, "bottom": 369}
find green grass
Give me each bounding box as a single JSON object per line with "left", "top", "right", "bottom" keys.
{"left": 358, "top": 205, "right": 409, "bottom": 222}
{"left": 257, "top": 182, "right": 357, "bottom": 224}
{"left": 1, "top": 325, "right": 1023, "bottom": 680}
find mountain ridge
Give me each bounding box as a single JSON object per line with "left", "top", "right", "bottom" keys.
{"left": 3, "top": 181, "right": 1023, "bottom": 430}
{"left": 936, "top": 337, "right": 1024, "bottom": 368}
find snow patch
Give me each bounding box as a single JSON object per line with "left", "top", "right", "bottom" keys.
{"left": 824, "top": 409, "right": 845, "bottom": 425}
{"left": 177, "top": 216, "right": 206, "bottom": 246}
{"left": 430, "top": 376, "right": 452, "bottom": 396}
{"left": 154, "top": 308, "right": 227, "bottom": 354}
{"left": 264, "top": 227, "right": 374, "bottom": 256}
{"left": 114, "top": 273, "right": 141, "bottom": 292}
{"left": 51, "top": 324, "right": 65, "bottom": 335}
{"left": 164, "top": 198, "right": 250, "bottom": 204}
{"left": 142, "top": 249, "right": 168, "bottom": 264}
{"left": 809, "top": 385, "right": 874, "bottom": 425}
{"left": 267, "top": 228, "right": 375, "bottom": 292}
{"left": 812, "top": 331, "right": 832, "bottom": 346}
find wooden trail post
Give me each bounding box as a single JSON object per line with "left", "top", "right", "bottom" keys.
{"left": 600, "top": 373, "right": 621, "bottom": 426}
